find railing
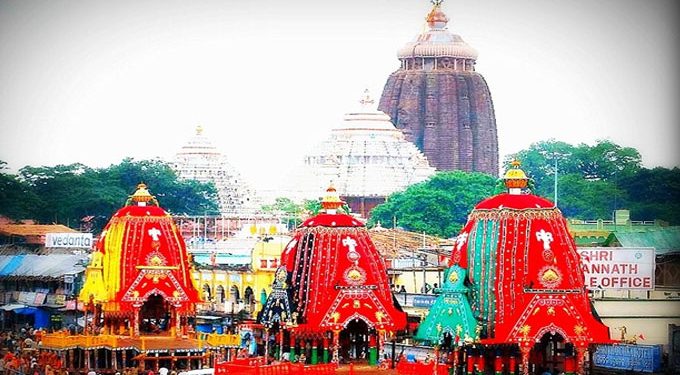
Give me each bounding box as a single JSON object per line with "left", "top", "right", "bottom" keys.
{"left": 205, "top": 333, "right": 241, "bottom": 347}
{"left": 215, "top": 358, "right": 337, "bottom": 374}
{"left": 40, "top": 332, "right": 240, "bottom": 350}
{"left": 40, "top": 332, "right": 119, "bottom": 349}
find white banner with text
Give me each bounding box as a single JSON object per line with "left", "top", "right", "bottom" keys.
{"left": 578, "top": 247, "right": 655, "bottom": 290}
{"left": 45, "top": 232, "right": 93, "bottom": 248}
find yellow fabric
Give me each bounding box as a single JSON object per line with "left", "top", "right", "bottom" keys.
{"left": 104, "top": 219, "right": 125, "bottom": 301}
{"left": 78, "top": 267, "right": 108, "bottom": 303}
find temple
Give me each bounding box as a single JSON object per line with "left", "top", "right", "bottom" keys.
{"left": 259, "top": 185, "right": 407, "bottom": 365}
{"left": 40, "top": 184, "right": 238, "bottom": 372}
{"left": 295, "top": 90, "right": 435, "bottom": 217}
{"left": 172, "top": 126, "right": 260, "bottom": 215}
{"left": 379, "top": 0, "right": 499, "bottom": 176}
{"left": 416, "top": 161, "right": 612, "bottom": 374}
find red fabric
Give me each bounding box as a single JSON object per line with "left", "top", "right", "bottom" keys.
{"left": 452, "top": 191, "right": 611, "bottom": 345}
{"left": 100, "top": 204, "right": 201, "bottom": 312}
{"left": 285, "top": 212, "right": 406, "bottom": 332}
{"left": 474, "top": 193, "right": 554, "bottom": 210}
{"left": 300, "top": 213, "right": 364, "bottom": 228}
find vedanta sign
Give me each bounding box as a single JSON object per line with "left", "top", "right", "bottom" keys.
{"left": 578, "top": 247, "right": 655, "bottom": 290}
{"left": 45, "top": 232, "right": 93, "bottom": 248}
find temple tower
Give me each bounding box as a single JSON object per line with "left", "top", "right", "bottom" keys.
{"left": 378, "top": 0, "right": 499, "bottom": 176}
{"left": 172, "top": 126, "right": 260, "bottom": 215}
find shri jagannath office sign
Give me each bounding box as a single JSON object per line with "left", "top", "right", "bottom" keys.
{"left": 45, "top": 232, "right": 93, "bottom": 249}
{"left": 578, "top": 247, "right": 655, "bottom": 290}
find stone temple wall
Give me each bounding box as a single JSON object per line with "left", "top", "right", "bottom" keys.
{"left": 379, "top": 69, "right": 499, "bottom": 177}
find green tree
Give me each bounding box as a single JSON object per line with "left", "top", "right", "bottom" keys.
{"left": 95, "top": 158, "right": 219, "bottom": 216}
{"left": 18, "top": 163, "right": 100, "bottom": 225}
{"left": 553, "top": 174, "right": 625, "bottom": 220}
{"left": 0, "top": 161, "right": 43, "bottom": 220}
{"left": 507, "top": 139, "right": 642, "bottom": 197}
{"left": 504, "top": 139, "right": 579, "bottom": 197}
{"left": 368, "top": 171, "right": 497, "bottom": 238}
{"left": 575, "top": 140, "right": 642, "bottom": 181}
{"left": 14, "top": 158, "right": 219, "bottom": 230}
{"left": 618, "top": 167, "right": 680, "bottom": 224}
{"left": 261, "top": 197, "right": 307, "bottom": 229}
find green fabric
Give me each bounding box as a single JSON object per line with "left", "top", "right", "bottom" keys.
{"left": 290, "top": 346, "right": 296, "bottom": 362}
{"left": 414, "top": 265, "right": 478, "bottom": 344}
{"left": 311, "top": 345, "right": 318, "bottom": 364}
{"left": 469, "top": 219, "right": 498, "bottom": 336}
{"left": 323, "top": 348, "right": 329, "bottom": 363}
{"left": 369, "top": 347, "right": 377, "bottom": 365}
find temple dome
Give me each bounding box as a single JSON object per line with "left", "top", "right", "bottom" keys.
{"left": 294, "top": 90, "right": 435, "bottom": 201}
{"left": 262, "top": 186, "right": 407, "bottom": 334}
{"left": 79, "top": 184, "right": 202, "bottom": 328}
{"left": 397, "top": 4, "right": 478, "bottom": 60}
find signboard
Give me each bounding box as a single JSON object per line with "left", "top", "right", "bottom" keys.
{"left": 18, "top": 292, "right": 36, "bottom": 305}
{"left": 65, "top": 300, "right": 85, "bottom": 311}
{"left": 593, "top": 344, "right": 662, "bottom": 372}
{"left": 412, "top": 295, "right": 437, "bottom": 308}
{"left": 578, "top": 247, "right": 655, "bottom": 290}
{"left": 45, "top": 233, "right": 93, "bottom": 248}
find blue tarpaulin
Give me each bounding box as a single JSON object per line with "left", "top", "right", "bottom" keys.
{"left": 0, "top": 255, "right": 25, "bottom": 276}
{"left": 196, "top": 324, "right": 213, "bottom": 333}
{"left": 14, "top": 307, "right": 50, "bottom": 329}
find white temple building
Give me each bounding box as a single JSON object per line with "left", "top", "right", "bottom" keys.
{"left": 288, "top": 90, "right": 436, "bottom": 217}
{"left": 172, "top": 126, "right": 260, "bottom": 216}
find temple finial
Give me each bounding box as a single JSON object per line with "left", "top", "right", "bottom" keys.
{"left": 426, "top": 0, "right": 449, "bottom": 30}
{"left": 128, "top": 183, "right": 159, "bottom": 206}
{"left": 321, "top": 183, "right": 344, "bottom": 214}
{"left": 503, "top": 159, "right": 529, "bottom": 194}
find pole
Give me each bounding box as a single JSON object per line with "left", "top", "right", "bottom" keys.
{"left": 264, "top": 328, "right": 270, "bottom": 364}
{"left": 554, "top": 154, "right": 558, "bottom": 207}
{"left": 391, "top": 339, "right": 396, "bottom": 369}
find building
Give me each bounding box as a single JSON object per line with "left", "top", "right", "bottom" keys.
{"left": 294, "top": 90, "right": 435, "bottom": 217}
{"left": 567, "top": 210, "right": 667, "bottom": 247}
{"left": 568, "top": 212, "right": 680, "bottom": 361}
{"left": 0, "top": 222, "right": 89, "bottom": 330}
{"left": 172, "top": 126, "right": 260, "bottom": 216}
{"left": 191, "top": 232, "right": 292, "bottom": 323}
{"left": 378, "top": 0, "right": 499, "bottom": 176}
{"left": 573, "top": 224, "right": 680, "bottom": 372}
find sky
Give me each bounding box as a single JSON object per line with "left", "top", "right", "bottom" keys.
{"left": 1, "top": 0, "right": 678, "bottom": 193}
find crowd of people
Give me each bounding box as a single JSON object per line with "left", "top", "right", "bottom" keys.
{"left": 0, "top": 326, "right": 62, "bottom": 375}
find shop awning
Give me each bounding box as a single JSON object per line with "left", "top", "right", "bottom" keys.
{"left": 0, "top": 303, "right": 27, "bottom": 311}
